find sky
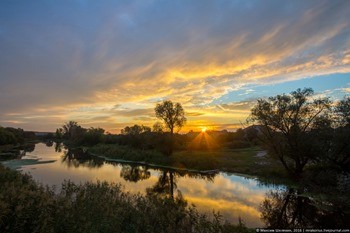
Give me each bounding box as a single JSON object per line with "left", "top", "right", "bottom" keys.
{"left": 0, "top": 0, "right": 349, "bottom": 133}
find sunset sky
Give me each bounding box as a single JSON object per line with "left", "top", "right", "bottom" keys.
{"left": 1, "top": 0, "right": 349, "bottom": 133}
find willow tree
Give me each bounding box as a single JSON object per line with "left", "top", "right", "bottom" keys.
{"left": 249, "top": 88, "right": 332, "bottom": 179}
{"left": 155, "top": 100, "right": 186, "bottom": 134}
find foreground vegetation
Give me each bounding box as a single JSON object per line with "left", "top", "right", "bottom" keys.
{"left": 0, "top": 164, "right": 252, "bottom": 233}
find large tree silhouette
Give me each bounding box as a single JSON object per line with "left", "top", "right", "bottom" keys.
{"left": 155, "top": 100, "right": 186, "bottom": 134}
{"left": 250, "top": 88, "right": 332, "bottom": 179}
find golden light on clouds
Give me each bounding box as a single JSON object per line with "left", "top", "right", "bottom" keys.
{"left": 0, "top": 1, "right": 350, "bottom": 132}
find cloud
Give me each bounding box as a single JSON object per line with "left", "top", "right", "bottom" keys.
{"left": 186, "top": 112, "right": 205, "bottom": 117}
{"left": 219, "top": 100, "right": 257, "bottom": 112}
{"left": 343, "top": 88, "right": 350, "bottom": 93}
{"left": 177, "top": 173, "right": 271, "bottom": 226}
{"left": 111, "top": 108, "right": 154, "bottom": 118}
{"left": 0, "top": 0, "right": 350, "bottom": 131}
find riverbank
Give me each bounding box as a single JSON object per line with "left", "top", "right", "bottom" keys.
{"left": 86, "top": 144, "right": 350, "bottom": 192}
{"left": 0, "top": 141, "right": 41, "bottom": 160}
{"left": 0, "top": 163, "right": 253, "bottom": 233}
{"left": 86, "top": 143, "right": 289, "bottom": 184}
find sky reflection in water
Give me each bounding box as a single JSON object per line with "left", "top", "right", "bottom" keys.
{"left": 19, "top": 143, "right": 282, "bottom": 227}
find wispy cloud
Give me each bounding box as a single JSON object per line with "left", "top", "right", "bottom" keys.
{"left": 0, "top": 0, "right": 349, "bottom": 132}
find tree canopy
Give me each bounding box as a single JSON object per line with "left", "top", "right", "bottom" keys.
{"left": 249, "top": 88, "right": 332, "bottom": 178}
{"left": 121, "top": 124, "right": 151, "bottom": 135}
{"left": 155, "top": 100, "right": 186, "bottom": 134}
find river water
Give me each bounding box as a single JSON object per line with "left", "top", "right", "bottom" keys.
{"left": 4, "top": 142, "right": 286, "bottom": 227}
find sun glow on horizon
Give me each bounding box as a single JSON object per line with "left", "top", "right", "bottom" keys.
{"left": 201, "top": 127, "right": 207, "bottom": 133}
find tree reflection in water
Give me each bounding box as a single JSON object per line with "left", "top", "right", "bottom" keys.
{"left": 147, "top": 170, "right": 177, "bottom": 197}
{"left": 1, "top": 143, "right": 36, "bottom": 159}
{"left": 45, "top": 140, "right": 53, "bottom": 147}
{"left": 260, "top": 188, "right": 350, "bottom": 228}
{"left": 120, "top": 165, "right": 151, "bottom": 182}
{"left": 54, "top": 142, "right": 62, "bottom": 153}
{"left": 23, "top": 143, "right": 36, "bottom": 153}
{"left": 17, "top": 143, "right": 36, "bottom": 157}
{"left": 147, "top": 169, "right": 217, "bottom": 198}
{"left": 61, "top": 148, "right": 104, "bottom": 168}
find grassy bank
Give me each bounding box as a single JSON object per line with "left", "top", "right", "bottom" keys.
{"left": 87, "top": 144, "right": 287, "bottom": 182}
{"left": 0, "top": 164, "right": 253, "bottom": 233}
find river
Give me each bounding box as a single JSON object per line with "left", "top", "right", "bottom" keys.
{"left": 3, "top": 142, "right": 285, "bottom": 227}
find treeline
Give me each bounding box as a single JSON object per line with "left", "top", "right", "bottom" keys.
{"left": 0, "top": 126, "right": 36, "bottom": 145}
{"left": 0, "top": 164, "right": 252, "bottom": 233}
{"left": 54, "top": 121, "right": 107, "bottom": 145}
{"left": 114, "top": 127, "right": 258, "bottom": 152}
{"left": 53, "top": 100, "right": 259, "bottom": 155}
{"left": 55, "top": 121, "right": 258, "bottom": 152}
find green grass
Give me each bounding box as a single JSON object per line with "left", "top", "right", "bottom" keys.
{"left": 88, "top": 144, "right": 287, "bottom": 182}
{"left": 88, "top": 144, "right": 168, "bottom": 165}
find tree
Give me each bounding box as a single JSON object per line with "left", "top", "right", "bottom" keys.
{"left": 324, "top": 96, "right": 350, "bottom": 171}
{"left": 62, "top": 121, "right": 79, "bottom": 139}
{"left": 4, "top": 127, "right": 25, "bottom": 144}
{"left": 82, "top": 127, "right": 105, "bottom": 145}
{"left": 61, "top": 121, "right": 86, "bottom": 142}
{"left": 0, "top": 127, "right": 17, "bottom": 145}
{"left": 249, "top": 88, "right": 332, "bottom": 179}
{"left": 121, "top": 124, "right": 151, "bottom": 135}
{"left": 55, "top": 128, "right": 63, "bottom": 139}
{"left": 335, "top": 96, "right": 350, "bottom": 126}
{"left": 154, "top": 100, "right": 186, "bottom": 134}
{"left": 152, "top": 122, "right": 164, "bottom": 133}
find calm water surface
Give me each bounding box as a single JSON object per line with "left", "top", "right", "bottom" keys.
{"left": 8, "top": 143, "right": 285, "bottom": 227}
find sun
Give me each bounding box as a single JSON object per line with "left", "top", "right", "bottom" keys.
{"left": 201, "top": 127, "right": 207, "bottom": 133}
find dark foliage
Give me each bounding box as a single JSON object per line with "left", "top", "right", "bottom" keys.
{"left": 250, "top": 88, "right": 350, "bottom": 179}
{"left": 0, "top": 126, "right": 36, "bottom": 146}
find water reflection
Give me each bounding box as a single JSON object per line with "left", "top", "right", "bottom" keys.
{"left": 5, "top": 142, "right": 350, "bottom": 227}
{"left": 147, "top": 169, "right": 218, "bottom": 198}
{"left": 120, "top": 165, "right": 151, "bottom": 183}
{"left": 13, "top": 143, "right": 284, "bottom": 227}
{"left": 0, "top": 143, "right": 36, "bottom": 160}
{"left": 55, "top": 142, "right": 63, "bottom": 153}
{"left": 62, "top": 148, "right": 104, "bottom": 168}
{"left": 60, "top": 149, "right": 215, "bottom": 198}
{"left": 22, "top": 143, "right": 36, "bottom": 153}
{"left": 147, "top": 170, "right": 177, "bottom": 197}
{"left": 261, "top": 188, "right": 350, "bottom": 228}
{"left": 45, "top": 140, "right": 54, "bottom": 147}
